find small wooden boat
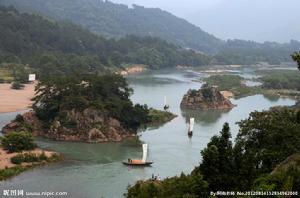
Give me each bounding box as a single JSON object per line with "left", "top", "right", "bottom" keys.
{"left": 123, "top": 144, "right": 153, "bottom": 166}
{"left": 163, "top": 96, "right": 169, "bottom": 111}
{"left": 188, "top": 118, "right": 195, "bottom": 137}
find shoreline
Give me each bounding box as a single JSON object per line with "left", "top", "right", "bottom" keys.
{"left": 117, "top": 65, "right": 147, "bottom": 76}
{"left": 0, "top": 147, "right": 61, "bottom": 181}
{"left": 0, "top": 83, "right": 36, "bottom": 113}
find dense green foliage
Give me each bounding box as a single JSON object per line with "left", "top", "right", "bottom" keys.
{"left": 0, "top": 5, "right": 212, "bottom": 76}
{"left": 1, "top": 1, "right": 300, "bottom": 65}
{"left": 126, "top": 172, "right": 209, "bottom": 198}
{"left": 32, "top": 73, "right": 149, "bottom": 130}
{"left": 196, "top": 123, "right": 236, "bottom": 191}
{"left": 127, "top": 108, "right": 300, "bottom": 196}
{"left": 1, "top": 132, "right": 37, "bottom": 152}
{"left": 253, "top": 154, "right": 300, "bottom": 192}
{"left": 233, "top": 108, "right": 300, "bottom": 189}
{"left": 0, "top": 0, "right": 221, "bottom": 53}
{"left": 215, "top": 39, "right": 300, "bottom": 65}
{"left": 260, "top": 70, "right": 300, "bottom": 90}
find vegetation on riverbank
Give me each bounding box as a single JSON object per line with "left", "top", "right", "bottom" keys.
{"left": 127, "top": 107, "right": 300, "bottom": 197}
{"left": 259, "top": 70, "right": 300, "bottom": 90}
{"left": 3, "top": 73, "right": 176, "bottom": 142}
{"left": 1, "top": 131, "right": 37, "bottom": 152}
{"left": 0, "top": 132, "right": 61, "bottom": 181}
{"left": 147, "top": 109, "right": 177, "bottom": 126}
{"left": 204, "top": 71, "right": 300, "bottom": 99}
{"left": 126, "top": 55, "right": 300, "bottom": 197}
{"left": 0, "top": 154, "right": 61, "bottom": 181}
{"left": 203, "top": 75, "right": 262, "bottom": 98}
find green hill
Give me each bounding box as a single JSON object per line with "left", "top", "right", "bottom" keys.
{"left": 1, "top": 0, "right": 300, "bottom": 64}
{"left": 0, "top": 0, "right": 222, "bottom": 53}
{"left": 0, "top": 6, "right": 211, "bottom": 76}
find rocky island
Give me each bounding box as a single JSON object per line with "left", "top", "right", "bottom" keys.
{"left": 180, "top": 84, "right": 235, "bottom": 110}
{"left": 2, "top": 74, "right": 176, "bottom": 143}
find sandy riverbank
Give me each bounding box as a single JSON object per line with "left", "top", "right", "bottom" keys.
{"left": 0, "top": 83, "right": 36, "bottom": 113}
{"left": 0, "top": 148, "right": 57, "bottom": 169}
{"left": 118, "top": 65, "right": 147, "bottom": 76}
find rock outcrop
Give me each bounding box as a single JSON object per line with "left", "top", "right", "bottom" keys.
{"left": 2, "top": 109, "right": 135, "bottom": 143}
{"left": 180, "top": 84, "right": 235, "bottom": 110}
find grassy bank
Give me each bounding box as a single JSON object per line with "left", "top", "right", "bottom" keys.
{"left": 203, "top": 75, "right": 262, "bottom": 98}
{"left": 147, "top": 109, "right": 177, "bottom": 126}
{"left": 258, "top": 70, "right": 300, "bottom": 90}
{"left": 203, "top": 72, "right": 300, "bottom": 99}
{"left": 0, "top": 148, "right": 62, "bottom": 181}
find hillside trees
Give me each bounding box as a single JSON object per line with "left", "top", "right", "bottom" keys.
{"left": 32, "top": 73, "right": 150, "bottom": 130}
{"left": 0, "top": 6, "right": 212, "bottom": 76}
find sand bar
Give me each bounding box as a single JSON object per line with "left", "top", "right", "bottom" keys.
{"left": 0, "top": 147, "right": 56, "bottom": 169}
{"left": 0, "top": 83, "right": 36, "bottom": 113}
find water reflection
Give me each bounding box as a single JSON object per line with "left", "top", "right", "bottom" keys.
{"left": 263, "top": 94, "right": 280, "bottom": 102}
{"left": 0, "top": 69, "right": 296, "bottom": 198}
{"left": 181, "top": 108, "right": 231, "bottom": 125}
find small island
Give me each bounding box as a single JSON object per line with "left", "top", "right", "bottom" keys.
{"left": 180, "top": 84, "right": 235, "bottom": 110}
{"left": 3, "top": 74, "right": 176, "bottom": 143}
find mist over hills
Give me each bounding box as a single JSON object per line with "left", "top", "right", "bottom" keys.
{"left": 0, "top": 0, "right": 300, "bottom": 64}
{"left": 0, "top": 0, "right": 222, "bottom": 53}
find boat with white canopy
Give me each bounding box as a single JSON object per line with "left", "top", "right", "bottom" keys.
{"left": 188, "top": 118, "right": 194, "bottom": 136}
{"left": 123, "top": 144, "right": 153, "bottom": 166}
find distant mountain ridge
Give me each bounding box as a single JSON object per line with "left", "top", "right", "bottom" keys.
{"left": 0, "top": 0, "right": 222, "bottom": 53}
{"left": 0, "top": 0, "right": 300, "bottom": 65}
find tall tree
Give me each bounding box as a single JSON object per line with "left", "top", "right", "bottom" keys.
{"left": 197, "top": 122, "right": 235, "bottom": 191}
{"left": 292, "top": 52, "right": 300, "bottom": 70}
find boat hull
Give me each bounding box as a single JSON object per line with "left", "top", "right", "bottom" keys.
{"left": 122, "top": 161, "right": 153, "bottom": 166}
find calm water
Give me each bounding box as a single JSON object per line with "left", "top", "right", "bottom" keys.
{"left": 0, "top": 69, "right": 296, "bottom": 198}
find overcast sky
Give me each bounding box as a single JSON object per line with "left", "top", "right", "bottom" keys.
{"left": 111, "top": 0, "right": 300, "bottom": 43}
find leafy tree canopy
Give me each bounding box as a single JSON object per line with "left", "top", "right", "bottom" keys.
{"left": 32, "top": 73, "right": 150, "bottom": 130}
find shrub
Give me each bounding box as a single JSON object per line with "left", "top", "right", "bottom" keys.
{"left": 10, "top": 154, "right": 24, "bottom": 165}
{"left": 39, "top": 152, "right": 47, "bottom": 161}
{"left": 0, "top": 166, "right": 27, "bottom": 181}
{"left": 15, "top": 114, "right": 24, "bottom": 122}
{"left": 23, "top": 153, "right": 39, "bottom": 162}
{"left": 11, "top": 153, "right": 41, "bottom": 164}
{"left": 1, "top": 132, "right": 37, "bottom": 153}
{"left": 11, "top": 81, "right": 25, "bottom": 90}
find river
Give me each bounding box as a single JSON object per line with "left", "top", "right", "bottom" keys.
{"left": 0, "top": 69, "right": 296, "bottom": 198}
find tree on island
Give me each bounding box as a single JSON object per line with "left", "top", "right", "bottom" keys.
{"left": 32, "top": 73, "right": 150, "bottom": 131}
{"left": 1, "top": 132, "right": 37, "bottom": 153}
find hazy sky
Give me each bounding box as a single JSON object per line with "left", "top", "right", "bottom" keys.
{"left": 111, "top": 0, "right": 300, "bottom": 43}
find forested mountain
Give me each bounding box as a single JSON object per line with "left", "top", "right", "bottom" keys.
{"left": 0, "top": 6, "right": 211, "bottom": 76}
{"left": 0, "top": 0, "right": 222, "bottom": 53}
{"left": 1, "top": 0, "right": 300, "bottom": 65}
{"left": 216, "top": 39, "right": 300, "bottom": 65}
